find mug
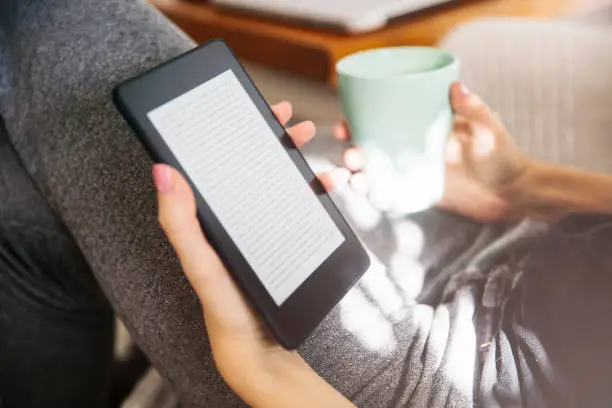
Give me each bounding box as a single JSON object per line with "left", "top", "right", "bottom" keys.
{"left": 337, "top": 46, "right": 460, "bottom": 214}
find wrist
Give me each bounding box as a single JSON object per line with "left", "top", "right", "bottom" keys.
{"left": 214, "top": 343, "right": 308, "bottom": 403}
{"left": 215, "top": 340, "right": 300, "bottom": 382}
{"left": 497, "top": 158, "right": 533, "bottom": 199}
{"left": 215, "top": 343, "right": 353, "bottom": 408}
{"left": 499, "top": 160, "right": 568, "bottom": 222}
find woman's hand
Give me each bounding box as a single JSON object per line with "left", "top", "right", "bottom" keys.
{"left": 336, "top": 82, "right": 532, "bottom": 222}
{"left": 153, "top": 102, "right": 355, "bottom": 408}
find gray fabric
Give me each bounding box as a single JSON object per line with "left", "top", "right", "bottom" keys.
{"left": 299, "top": 150, "right": 549, "bottom": 408}
{"left": 2, "top": 1, "right": 612, "bottom": 406}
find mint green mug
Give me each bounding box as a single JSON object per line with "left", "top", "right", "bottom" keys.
{"left": 337, "top": 47, "right": 460, "bottom": 214}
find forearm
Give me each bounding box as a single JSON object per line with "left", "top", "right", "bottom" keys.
{"left": 225, "top": 351, "right": 355, "bottom": 408}
{"left": 506, "top": 161, "right": 612, "bottom": 221}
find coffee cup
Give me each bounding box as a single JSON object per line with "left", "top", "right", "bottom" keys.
{"left": 337, "top": 47, "right": 459, "bottom": 214}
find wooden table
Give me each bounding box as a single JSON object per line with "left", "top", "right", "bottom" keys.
{"left": 152, "top": 0, "right": 611, "bottom": 85}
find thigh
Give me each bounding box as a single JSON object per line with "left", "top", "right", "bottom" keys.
{"left": 0, "top": 123, "right": 114, "bottom": 408}
{"left": 300, "top": 188, "right": 494, "bottom": 407}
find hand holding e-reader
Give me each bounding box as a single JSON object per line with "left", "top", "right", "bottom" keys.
{"left": 113, "top": 40, "right": 369, "bottom": 349}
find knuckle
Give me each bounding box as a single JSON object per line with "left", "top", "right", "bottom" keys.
{"left": 474, "top": 102, "right": 490, "bottom": 117}
{"left": 157, "top": 213, "right": 169, "bottom": 231}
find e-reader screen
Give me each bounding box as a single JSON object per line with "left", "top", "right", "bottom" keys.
{"left": 147, "top": 69, "right": 345, "bottom": 306}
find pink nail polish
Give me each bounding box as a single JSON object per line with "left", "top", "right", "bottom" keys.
{"left": 153, "top": 164, "right": 174, "bottom": 193}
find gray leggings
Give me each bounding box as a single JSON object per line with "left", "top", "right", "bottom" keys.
{"left": 2, "top": 1, "right": 612, "bottom": 407}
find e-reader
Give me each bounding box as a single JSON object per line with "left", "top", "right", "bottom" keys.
{"left": 113, "top": 39, "right": 370, "bottom": 349}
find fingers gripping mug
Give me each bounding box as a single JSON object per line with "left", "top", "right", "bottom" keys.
{"left": 337, "top": 47, "right": 460, "bottom": 214}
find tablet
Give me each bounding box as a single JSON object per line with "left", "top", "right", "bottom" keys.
{"left": 113, "top": 39, "right": 370, "bottom": 349}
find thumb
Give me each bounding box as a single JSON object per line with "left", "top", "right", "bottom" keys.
{"left": 153, "top": 164, "right": 226, "bottom": 300}
{"left": 450, "top": 82, "right": 499, "bottom": 128}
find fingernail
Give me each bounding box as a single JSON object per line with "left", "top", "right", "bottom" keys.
{"left": 153, "top": 164, "right": 174, "bottom": 194}
{"left": 459, "top": 83, "right": 470, "bottom": 96}
{"left": 304, "top": 120, "right": 316, "bottom": 130}
{"left": 333, "top": 168, "right": 351, "bottom": 185}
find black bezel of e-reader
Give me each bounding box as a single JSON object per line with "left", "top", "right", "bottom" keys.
{"left": 112, "top": 39, "right": 370, "bottom": 350}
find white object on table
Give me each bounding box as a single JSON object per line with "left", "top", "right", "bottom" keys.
{"left": 211, "top": 0, "right": 457, "bottom": 33}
